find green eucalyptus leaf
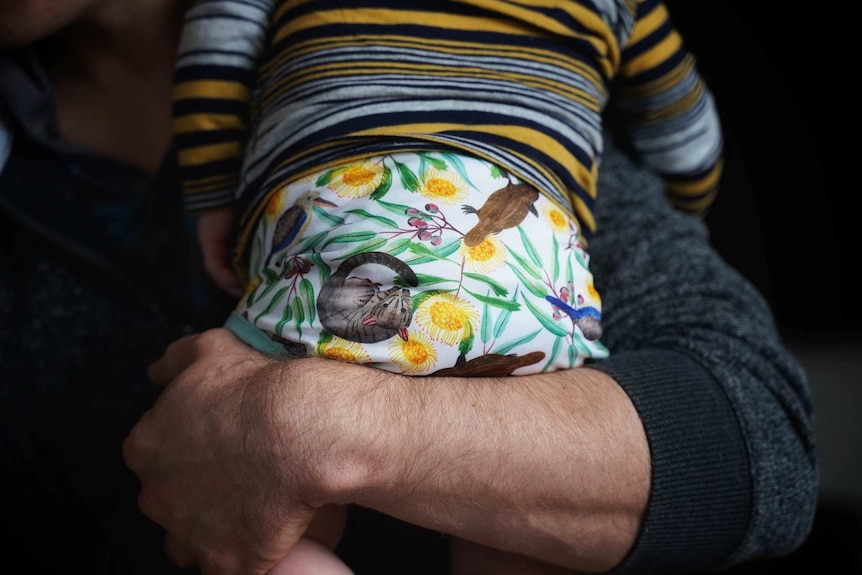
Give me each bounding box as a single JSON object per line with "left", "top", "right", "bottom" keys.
{"left": 418, "top": 152, "right": 448, "bottom": 170}
{"left": 493, "top": 309, "right": 512, "bottom": 339}
{"left": 345, "top": 209, "right": 399, "bottom": 228}
{"left": 376, "top": 199, "right": 418, "bottom": 218}
{"left": 493, "top": 329, "right": 541, "bottom": 355}
{"left": 315, "top": 169, "right": 334, "bottom": 187}
{"left": 340, "top": 238, "right": 389, "bottom": 259}
{"left": 458, "top": 322, "right": 474, "bottom": 356}
{"left": 481, "top": 299, "right": 492, "bottom": 344}
{"left": 385, "top": 238, "right": 413, "bottom": 256}
{"left": 310, "top": 252, "right": 331, "bottom": 284}
{"left": 518, "top": 226, "right": 543, "bottom": 267}
{"left": 312, "top": 204, "right": 345, "bottom": 225}
{"left": 523, "top": 296, "right": 568, "bottom": 337}
{"left": 505, "top": 246, "right": 542, "bottom": 279}
{"left": 322, "top": 230, "right": 378, "bottom": 248}
{"left": 463, "top": 273, "right": 509, "bottom": 297}
{"left": 552, "top": 234, "right": 560, "bottom": 283}
{"left": 300, "top": 278, "right": 315, "bottom": 324}
{"left": 255, "top": 285, "right": 290, "bottom": 324}
{"left": 408, "top": 273, "right": 457, "bottom": 287}
{"left": 542, "top": 336, "right": 564, "bottom": 371}
{"left": 297, "top": 230, "right": 329, "bottom": 253}
{"left": 463, "top": 287, "right": 521, "bottom": 311}
{"left": 393, "top": 159, "right": 420, "bottom": 192}
{"left": 292, "top": 296, "right": 305, "bottom": 330}
{"left": 275, "top": 302, "right": 293, "bottom": 337}
{"left": 506, "top": 264, "right": 547, "bottom": 299}
{"left": 369, "top": 167, "right": 392, "bottom": 200}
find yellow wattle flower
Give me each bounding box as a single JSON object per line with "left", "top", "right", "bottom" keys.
{"left": 389, "top": 329, "right": 438, "bottom": 372}
{"left": 418, "top": 167, "right": 467, "bottom": 205}
{"left": 414, "top": 293, "right": 479, "bottom": 346}
{"left": 317, "top": 337, "right": 371, "bottom": 364}
{"left": 328, "top": 161, "right": 385, "bottom": 198}
{"left": 458, "top": 234, "right": 506, "bottom": 273}
{"left": 542, "top": 203, "right": 571, "bottom": 234}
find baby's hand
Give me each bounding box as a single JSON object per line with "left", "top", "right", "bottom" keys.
{"left": 196, "top": 207, "right": 244, "bottom": 298}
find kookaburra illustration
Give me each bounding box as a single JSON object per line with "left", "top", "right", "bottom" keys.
{"left": 266, "top": 190, "right": 336, "bottom": 268}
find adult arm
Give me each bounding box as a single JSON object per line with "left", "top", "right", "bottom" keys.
{"left": 124, "top": 138, "right": 817, "bottom": 574}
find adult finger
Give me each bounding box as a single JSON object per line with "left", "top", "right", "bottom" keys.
{"left": 147, "top": 333, "right": 201, "bottom": 387}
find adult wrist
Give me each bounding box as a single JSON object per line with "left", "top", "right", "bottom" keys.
{"left": 270, "top": 357, "right": 406, "bottom": 509}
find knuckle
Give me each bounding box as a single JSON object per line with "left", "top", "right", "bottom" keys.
{"left": 120, "top": 431, "right": 138, "bottom": 470}
{"left": 198, "top": 550, "right": 238, "bottom": 575}
{"left": 136, "top": 487, "right": 158, "bottom": 521}
{"left": 196, "top": 328, "right": 226, "bottom": 349}
{"left": 164, "top": 534, "right": 197, "bottom": 569}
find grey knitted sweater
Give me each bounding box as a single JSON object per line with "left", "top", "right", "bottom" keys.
{"left": 590, "top": 138, "right": 818, "bottom": 572}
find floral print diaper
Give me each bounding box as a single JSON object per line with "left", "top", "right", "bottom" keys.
{"left": 230, "top": 151, "right": 608, "bottom": 376}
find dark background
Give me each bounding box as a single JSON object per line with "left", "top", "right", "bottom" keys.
{"left": 664, "top": 1, "right": 858, "bottom": 339}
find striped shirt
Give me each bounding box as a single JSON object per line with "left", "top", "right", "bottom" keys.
{"left": 173, "top": 0, "right": 724, "bottom": 266}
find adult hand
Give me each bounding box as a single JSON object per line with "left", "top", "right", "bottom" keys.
{"left": 124, "top": 327, "right": 651, "bottom": 574}
{"left": 122, "top": 329, "right": 330, "bottom": 575}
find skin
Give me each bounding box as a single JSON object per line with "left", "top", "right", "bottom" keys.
{"left": 12, "top": 2, "right": 650, "bottom": 573}
{"left": 197, "top": 207, "right": 244, "bottom": 297}
{"left": 0, "top": 0, "right": 101, "bottom": 49}
{"left": 124, "top": 329, "right": 650, "bottom": 575}
{"left": 2, "top": 0, "right": 194, "bottom": 174}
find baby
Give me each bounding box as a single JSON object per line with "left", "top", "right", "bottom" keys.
{"left": 172, "top": 0, "right": 723, "bottom": 573}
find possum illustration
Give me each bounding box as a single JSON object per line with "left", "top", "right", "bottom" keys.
{"left": 317, "top": 252, "right": 419, "bottom": 343}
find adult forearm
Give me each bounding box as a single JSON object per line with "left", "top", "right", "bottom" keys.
{"left": 282, "top": 357, "right": 650, "bottom": 572}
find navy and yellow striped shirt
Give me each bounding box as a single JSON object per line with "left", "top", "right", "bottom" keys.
{"left": 173, "top": 0, "right": 723, "bottom": 267}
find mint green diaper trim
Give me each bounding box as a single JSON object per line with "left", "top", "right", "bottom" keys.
{"left": 224, "top": 311, "right": 296, "bottom": 359}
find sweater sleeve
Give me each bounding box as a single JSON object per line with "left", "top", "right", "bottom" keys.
{"left": 610, "top": 0, "right": 724, "bottom": 217}
{"left": 173, "top": 0, "right": 276, "bottom": 213}
{"left": 588, "top": 135, "right": 818, "bottom": 573}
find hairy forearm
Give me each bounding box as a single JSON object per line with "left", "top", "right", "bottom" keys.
{"left": 278, "top": 357, "right": 650, "bottom": 572}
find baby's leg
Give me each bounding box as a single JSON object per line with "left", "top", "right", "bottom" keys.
{"left": 450, "top": 537, "right": 571, "bottom": 575}
{"left": 266, "top": 504, "right": 354, "bottom": 575}
{"left": 265, "top": 538, "right": 354, "bottom": 575}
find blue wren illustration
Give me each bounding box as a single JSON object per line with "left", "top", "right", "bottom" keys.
{"left": 545, "top": 295, "right": 602, "bottom": 341}
{"left": 265, "top": 190, "right": 336, "bottom": 268}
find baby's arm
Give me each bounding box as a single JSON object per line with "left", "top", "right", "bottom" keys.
{"left": 173, "top": 0, "right": 276, "bottom": 293}
{"left": 610, "top": 0, "right": 724, "bottom": 217}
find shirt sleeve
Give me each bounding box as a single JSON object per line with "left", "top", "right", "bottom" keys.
{"left": 588, "top": 135, "right": 818, "bottom": 573}
{"left": 610, "top": 0, "right": 724, "bottom": 217}
{"left": 173, "top": 0, "right": 276, "bottom": 213}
